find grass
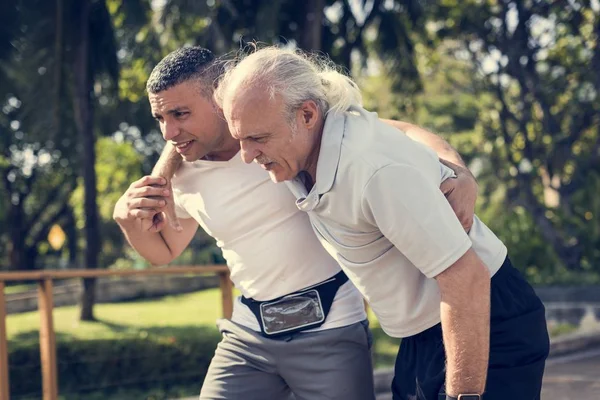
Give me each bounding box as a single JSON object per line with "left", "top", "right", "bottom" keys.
{"left": 7, "top": 288, "right": 570, "bottom": 368}
{"left": 7, "top": 287, "right": 401, "bottom": 368}
{"left": 7, "top": 289, "right": 224, "bottom": 345}
{"left": 548, "top": 322, "right": 578, "bottom": 337}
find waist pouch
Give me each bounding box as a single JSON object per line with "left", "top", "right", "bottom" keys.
{"left": 241, "top": 270, "right": 349, "bottom": 338}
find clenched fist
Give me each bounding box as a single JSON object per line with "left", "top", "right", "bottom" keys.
{"left": 113, "top": 176, "right": 172, "bottom": 233}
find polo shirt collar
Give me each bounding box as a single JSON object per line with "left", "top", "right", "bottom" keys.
{"left": 291, "top": 110, "right": 346, "bottom": 213}
{"left": 314, "top": 110, "right": 346, "bottom": 195}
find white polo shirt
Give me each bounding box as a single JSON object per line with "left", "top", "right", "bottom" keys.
{"left": 171, "top": 152, "right": 366, "bottom": 332}
{"left": 286, "top": 106, "right": 507, "bottom": 338}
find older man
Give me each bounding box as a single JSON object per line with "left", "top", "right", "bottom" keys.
{"left": 115, "top": 46, "right": 479, "bottom": 400}
{"left": 214, "top": 47, "right": 550, "bottom": 400}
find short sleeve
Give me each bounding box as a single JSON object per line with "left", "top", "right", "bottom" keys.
{"left": 361, "top": 164, "right": 472, "bottom": 278}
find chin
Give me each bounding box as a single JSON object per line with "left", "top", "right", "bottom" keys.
{"left": 268, "top": 172, "right": 282, "bottom": 183}
{"left": 269, "top": 170, "right": 295, "bottom": 183}
{"left": 181, "top": 151, "right": 200, "bottom": 162}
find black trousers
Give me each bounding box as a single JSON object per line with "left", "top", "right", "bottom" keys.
{"left": 392, "top": 257, "right": 550, "bottom": 400}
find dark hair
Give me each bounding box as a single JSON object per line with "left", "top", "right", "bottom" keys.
{"left": 146, "top": 46, "right": 224, "bottom": 96}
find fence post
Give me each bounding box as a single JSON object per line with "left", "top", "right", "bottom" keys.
{"left": 38, "top": 278, "right": 58, "bottom": 400}
{"left": 218, "top": 271, "right": 233, "bottom": 319}
{"left": 0, "top": 282, "right": 9, "bottom": 400}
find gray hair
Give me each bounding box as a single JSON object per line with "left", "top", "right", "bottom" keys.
{"left": 213, "top": 47, "right": 362, "bottom": 122}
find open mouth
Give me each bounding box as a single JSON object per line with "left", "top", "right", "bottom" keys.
{"left": 260, "top": 162, "right": 275, "bottom": 170}
{"left": 174, "top": 141, "right": 193, "bottom": 153}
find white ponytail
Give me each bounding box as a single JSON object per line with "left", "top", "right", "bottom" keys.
{"left": 317, "top": 70, "right": 362, "bottom": 114}
{"left": 214, "top": 47, "right": 362, "bottom": 121}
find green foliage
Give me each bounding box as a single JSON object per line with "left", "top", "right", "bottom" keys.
{"left": 7, "top": 286, "right": 227, "bottom": 398}
{"left": 361, "top": 2, "right": 600, "bottom": 278}
{"left": 70, "top": 138, "right": 143, "bottom": 267}
{"left": 9, "top": 329, "right": 221, "bottom": 399}
{"left": 424, "top": 1, "right": 600, "bottom": 271}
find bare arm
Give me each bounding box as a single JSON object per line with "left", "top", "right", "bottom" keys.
{"left": 381, "top": 119, "right": 466, "bottom": 167}
{"left": 381, "top": 119, "right": 478, "bottom": 231}
{"left": 113, "top": 176, "right": 198, "bottom": 265}
{"left": 435, "top": 249, "right": 491, "bottom": 397}
{"left": 151, "top": 142, "right": 184, "bottom": 231}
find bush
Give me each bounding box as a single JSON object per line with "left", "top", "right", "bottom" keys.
{"left": 9, "top": 327, "right": 221, "bottom": 399}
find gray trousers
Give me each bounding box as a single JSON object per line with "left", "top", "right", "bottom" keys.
{"left": 199, "top": 319, "right": 375, "bottom": 400}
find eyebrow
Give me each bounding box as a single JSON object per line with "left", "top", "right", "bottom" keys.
{"left": 153, "top": 107, "right": 189, "bottom": 119}
{"left": 239, "top": 132, "right": 270, "bottom": 141}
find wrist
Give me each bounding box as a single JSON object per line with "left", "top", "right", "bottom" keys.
{"left": 444, "top": 394, "right": 482, "bottom": 400}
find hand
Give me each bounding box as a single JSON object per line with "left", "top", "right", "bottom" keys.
{"left": 439, "top": 159, "right": 478, "bottom": 232}
{"left": 113, "top": 176, "right": 170, "bottom": 233}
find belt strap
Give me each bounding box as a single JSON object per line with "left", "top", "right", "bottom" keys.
{"left": 241, "top": 270, "right": 349, "bottom": 337}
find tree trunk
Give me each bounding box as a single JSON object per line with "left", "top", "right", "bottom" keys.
{"left": 299, "top": 0, "right": 324, "bottom": 51}
{"left": 8, "top": 205, "right": 26, "bottom": 270}
{"left": 65, "top": 206, "right": 78, "bottom": 267}
{"left": 73, "top": 0, "right": 100, "bottom": 322}
{"left": 53, "top": 0, "right": 63, "bottom": 140}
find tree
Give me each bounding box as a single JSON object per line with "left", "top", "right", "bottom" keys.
{"left": 0, "top": 0, "right": 153, "bottom": 318}
{"left": 70, "top": 0, "right": 151, "bottom": 320}
{"left": 156, "top": 0, "right": 424, "bottom": 83}
{"left": 426, "top": 0, "right": 600, "bottom": 271}
{"left": 0, "top": 0, "right": 79, "bottom": 271}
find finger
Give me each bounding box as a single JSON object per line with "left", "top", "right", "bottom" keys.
{"left": 129, "top": 197, "right": 167, "bottom": 210}
{"left": 440, "top": 179, "right": 455, "bottom": 196}
{"left": 131, "top": 186, "right": 171, "bottom": 199}
{"left": 129, "top": 209, "right": 160, "bottom": 219}
{"left": 131, "top": 175, "right": 167, "bottom": 189}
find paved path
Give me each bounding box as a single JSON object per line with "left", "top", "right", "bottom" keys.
{"left": 178, "top": 348, "right": 600, "bottom": 400}
{"left": 541, "top": 347, "right": 600, "bottom": 400}
{"left": 374, "top": 347, "right": 600, "bottom": 400}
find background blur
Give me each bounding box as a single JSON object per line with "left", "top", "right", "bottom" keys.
{"left": 1, "top": 0, "right": 599, "bottom": 399}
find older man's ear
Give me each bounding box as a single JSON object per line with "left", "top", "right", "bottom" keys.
{"left": 299, "top": 99, "right": 322, "bottom": 130}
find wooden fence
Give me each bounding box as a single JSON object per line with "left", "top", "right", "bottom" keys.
{"left": 0, "top": 265, "right": 232, "bottom": 400}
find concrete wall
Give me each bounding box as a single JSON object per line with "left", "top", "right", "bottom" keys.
{"left": 5, "top": 274, "right": 219, "bottom": 314}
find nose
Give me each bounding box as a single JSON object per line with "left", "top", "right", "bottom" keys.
{"left": 161, "top": 120, "right": 178, "bottom": 141}
{"left": 240, "top": 140, "right": 259, "bottom": 164}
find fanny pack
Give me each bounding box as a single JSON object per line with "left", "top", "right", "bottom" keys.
{"left": 241, "top": 271, "right": 349, "bottom": 338}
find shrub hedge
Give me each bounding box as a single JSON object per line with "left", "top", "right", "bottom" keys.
{"left": 9, "top": 327, "right": 221, "bottom": 399}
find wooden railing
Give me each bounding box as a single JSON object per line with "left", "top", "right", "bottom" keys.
{"left": 0, "top": 265, "right": 232, "bottom": 400}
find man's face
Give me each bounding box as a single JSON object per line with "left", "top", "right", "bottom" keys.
{"left": 225, "top": 87, "right": 317, "bottom": 182}
{"left": 149, "top": 80, "right": 228, "bottom": 162}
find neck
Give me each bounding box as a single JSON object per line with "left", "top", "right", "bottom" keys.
{"left": 204, "top": 131, "right": 241, "bottom": 162}
{"left": 303, "top": 118, "right": 325, "bottom": 190}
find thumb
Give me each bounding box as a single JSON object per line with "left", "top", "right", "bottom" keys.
{"left": 440, "top": 178, "right": 456, "bottom": 197}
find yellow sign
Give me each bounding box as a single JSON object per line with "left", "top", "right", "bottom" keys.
{"left": 48, "top": 224, "right": 66, "bottom": 250}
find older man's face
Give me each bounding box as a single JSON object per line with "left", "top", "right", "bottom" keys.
{"left": 225, "top": 87, "right": 315, "bottom": 183}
